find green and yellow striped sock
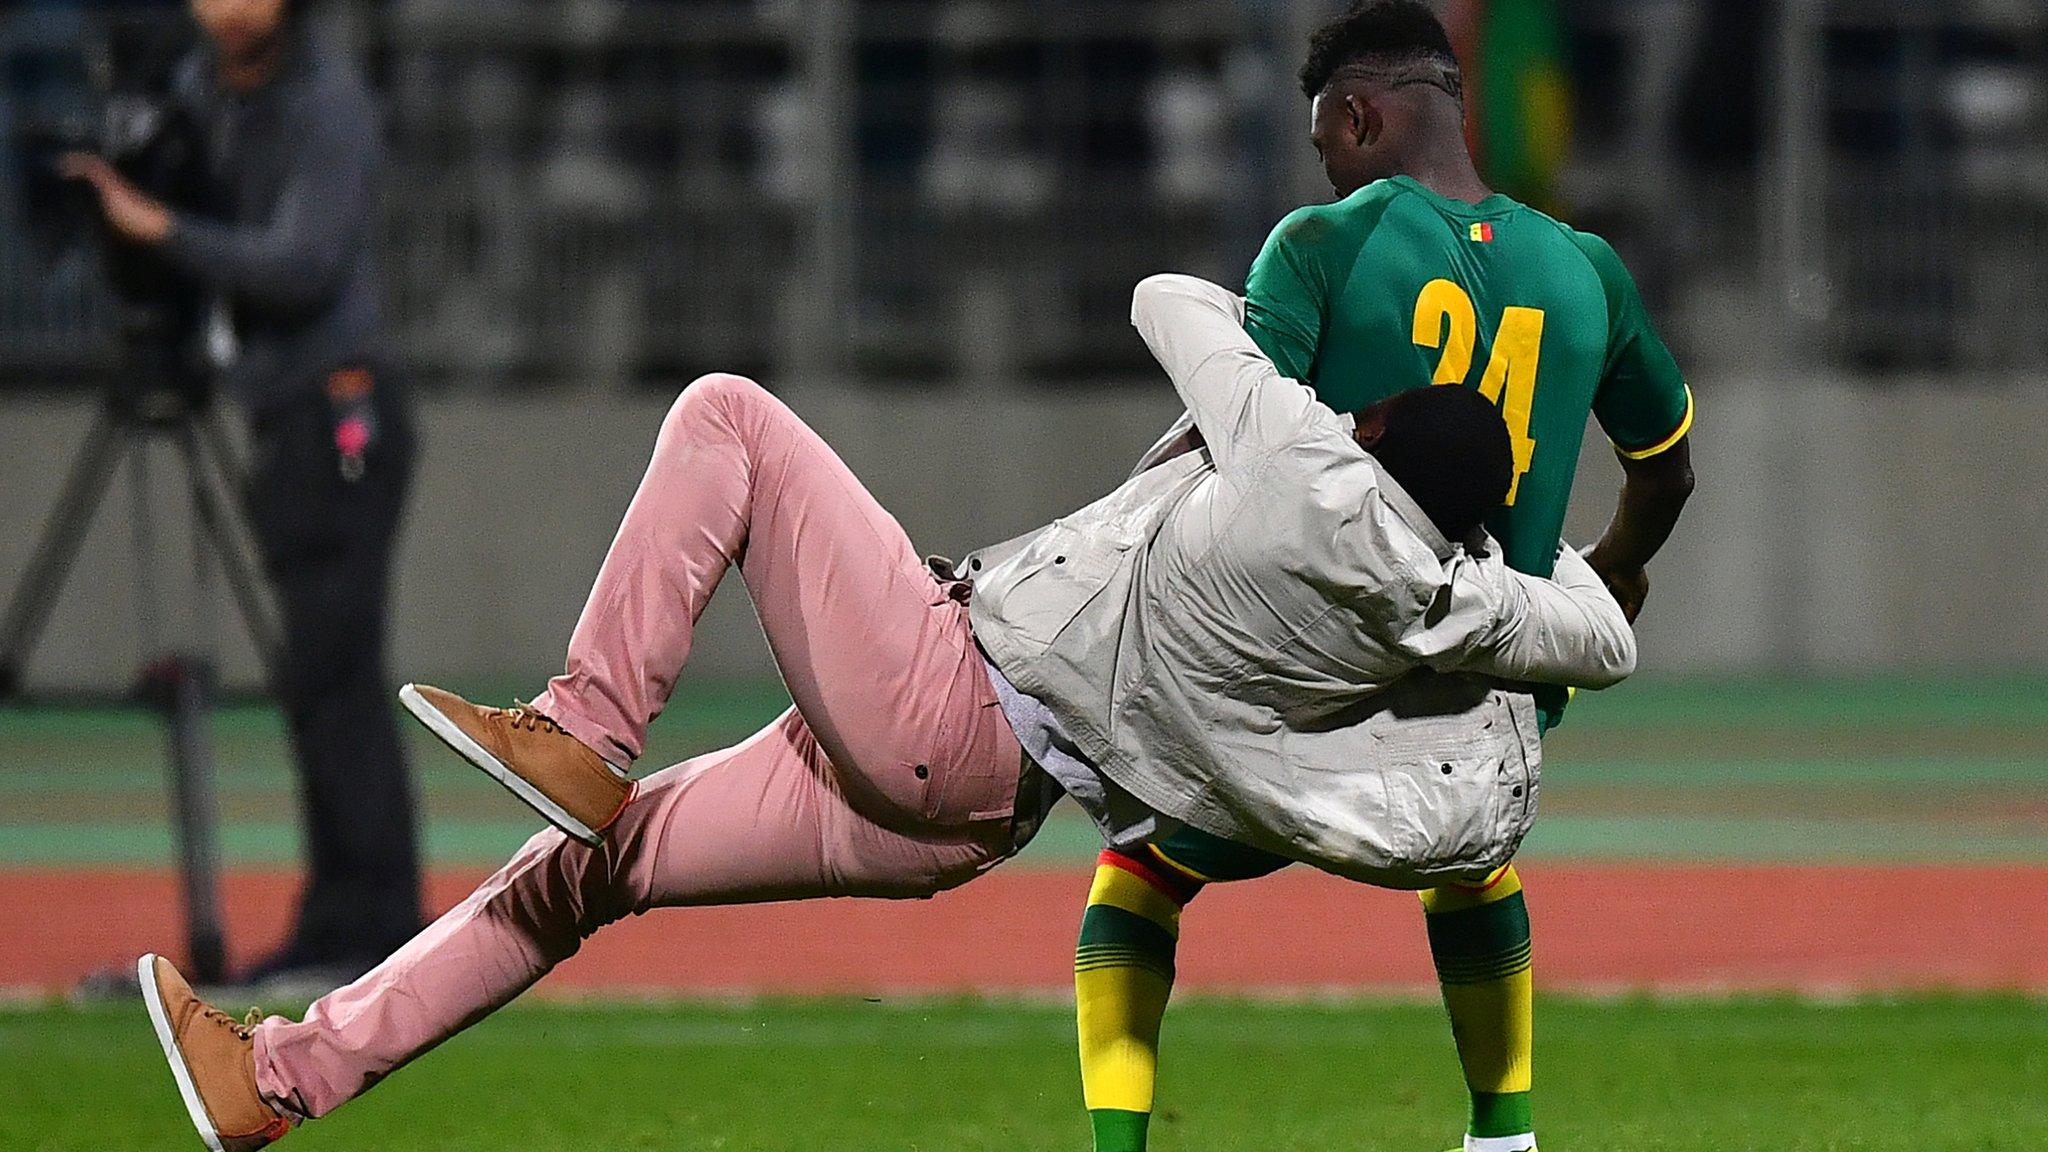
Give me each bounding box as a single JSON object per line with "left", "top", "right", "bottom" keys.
{"left": 1422, "top": 865, "right": 1536, "bottom": 1145}
{"left": 1075, "top": 849, "right": 1202, "bottom": 1152}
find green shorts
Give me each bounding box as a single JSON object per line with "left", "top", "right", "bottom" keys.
{"left": 1147, "top": 826, "right": 1292, "bottom": 883}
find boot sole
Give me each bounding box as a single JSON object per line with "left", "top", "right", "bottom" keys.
{"left": 138, "top": 953, "right": 227, "bottom": 1152}
{"left": 398, "top": 683, "right": 603, "bottom": 846}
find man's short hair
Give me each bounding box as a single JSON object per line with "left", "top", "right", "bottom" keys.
{"left": 1299, "top": 0, "right": 1461, "bottom": 98}
{"left": 1367, "top": 385, "right": 1513, "bottom": 542}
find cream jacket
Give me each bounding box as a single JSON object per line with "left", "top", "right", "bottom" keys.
{"left": 968, "top": 274, "right": 1635, "bottom": 885}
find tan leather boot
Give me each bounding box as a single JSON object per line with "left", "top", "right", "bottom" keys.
{"left": 139, "top": 954, "right": 292, "bottom": 1152}
{"left": 398, "top": 683, "right": 632, "bottom": 846}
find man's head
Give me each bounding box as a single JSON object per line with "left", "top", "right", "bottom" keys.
{"left": 1300, "top": 1, "right": 1467, "bottom": 197}
{"left": 1353, "top": 385, "right": 1512, "bottom": 542}
{"left": 190, "top": 0, "right": 291, "bottom": 78}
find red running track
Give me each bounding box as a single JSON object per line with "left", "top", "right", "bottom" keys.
{"left": 6, "top": 863, "right": 2045, "bottom": 995}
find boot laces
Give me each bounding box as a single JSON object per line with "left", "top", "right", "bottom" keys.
{"left": 504, "top": 701, "right": 563, "bottom": 735}
{"left": 197, "top": 1002, "right": 261, "bottom": 1042}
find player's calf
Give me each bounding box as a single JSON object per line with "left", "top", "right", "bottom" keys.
{"left": 1422, "top": 867, "right": 1537, "bottom": 1152}
{"left": 139, "top": 954, "right": 293, "bottom": 1152}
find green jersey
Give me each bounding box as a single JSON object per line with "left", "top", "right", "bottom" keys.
{"left": 1244, "top": 175, "right": 1692, "bottom": 579}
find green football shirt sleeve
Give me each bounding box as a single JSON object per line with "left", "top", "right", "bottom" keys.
{"left": 1243, "top": 205, "right": 1338, "bottom": 383}
{"left": 1573, "top": 231, "right": 1693, "bottom": 458}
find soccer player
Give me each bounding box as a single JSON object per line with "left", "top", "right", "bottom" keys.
{"left": 136, "top": 274, "right": 1634, "bottom": 1152}
{"left": 1073, "top": 6, "right": 1696, "bottom": 1152}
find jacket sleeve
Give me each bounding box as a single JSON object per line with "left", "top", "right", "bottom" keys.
{"left": 1387, "top": 544, "right": 1638, "bottom": 688}
{"left": 158, "top": 85, "right": 377, "bottom": 317}
{"left": 1129, "top": 274, "right": 1319, "bottom": 473}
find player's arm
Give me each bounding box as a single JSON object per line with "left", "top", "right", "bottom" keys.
{"left": 1584, "top": 440, "right": 1693, "bottom": 620}
{"left": 1574, "top": 231, "right": 1698, "bottom": 620}
{"left": 1126, "top": 205, "right": 1336, "bottom": 476}
{"left": 1382, "top": 544, "right": 1638, "bottom": 689}
{"left": 1243, "top": 204, "right": 1336, "bottom": 381}
{"left": 1128, "top": 274, "right": 1316, "bottom": 472}
{"left": 157, "top": 85, "right": 378, "bottom": 317}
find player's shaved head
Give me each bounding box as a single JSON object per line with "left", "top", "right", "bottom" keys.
{"left": 1354, "top": 386, "right": 1513, "bottom": 543}
{"left": 1299, "top": 1, "right": 1477, "bottom": 199}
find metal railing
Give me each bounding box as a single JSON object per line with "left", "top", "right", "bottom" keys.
{"left": 1, "top": 0, "right": 2043, "bottom": 389}
{"left": 1769, "top": 0, "right": 2048, "bottom": 371}
{"left": 0, "top": 1, "right": 1279, "bottom": 389}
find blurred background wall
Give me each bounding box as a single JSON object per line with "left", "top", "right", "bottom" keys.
{"left": 2, "top": 0, "right": 2045, "bottom": 691}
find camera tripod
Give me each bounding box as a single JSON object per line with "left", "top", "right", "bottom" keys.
{"left": 0, "top": 373, "right": 283, "bottom": 985}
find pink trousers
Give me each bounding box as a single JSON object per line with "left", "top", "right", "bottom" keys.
{"left": 253, "top": 374, "right": 1025, "bottom": 1120}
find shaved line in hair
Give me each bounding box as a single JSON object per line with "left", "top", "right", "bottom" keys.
{"left": 1321, "top": 59, "right": 1465, "bottom": 103}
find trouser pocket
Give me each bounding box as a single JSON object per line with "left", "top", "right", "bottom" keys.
{"left": 924, "top": 651, "right": 1021, "bottom": 827}
{"left": 247, "top": 381, "right": 415, "bottom": 570}
{"left": 929, "top": 697, "right": 1021, "bottom": 826}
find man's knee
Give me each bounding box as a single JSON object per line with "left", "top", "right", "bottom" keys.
{"left": 670, "top": 372, "right": 769, "bottom": 425}
{"left": 657, "top": 373, "right": 789, "bottom": 457}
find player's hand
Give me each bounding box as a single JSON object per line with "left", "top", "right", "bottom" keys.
{"left": 1586, "top": 554, "right": 1649, "bottom": 622}
{"left": 57, "top": 152, "right": 174, "bottom": 245}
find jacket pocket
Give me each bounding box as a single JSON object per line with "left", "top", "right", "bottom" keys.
{"left": 1488, "top": 691, "right": 1544, "bottom": 861}
{"left": 1373, "top": 695, "right": 1528, "bottom": 874}
{"left": 990, "top": 526, "right": 1130, "bottom": 652}
{"left": 1389, "top": 760, "right": 1503, "bottom": 872}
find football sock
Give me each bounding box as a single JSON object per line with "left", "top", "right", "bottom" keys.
{"left": 1421, "top": 865, "right": 1536, "bottom": 1146}
{"left": 1075, "top": 848, "right": 1202, "bottom": 1152}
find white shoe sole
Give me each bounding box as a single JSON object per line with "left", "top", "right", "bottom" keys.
{"left": 398, "top": 683, "right": 602, "bottom": 846}
{"left": 138, "top": 953, "right": 227, "bottom": 1152}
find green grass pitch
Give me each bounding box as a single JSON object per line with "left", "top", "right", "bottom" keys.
{"left": 4, "top": 996, "right": 2044, "bottom": 1150}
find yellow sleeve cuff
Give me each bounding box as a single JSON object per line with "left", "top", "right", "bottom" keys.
{"left": 1613, "top": 385, "right": 1694, "bottom": 460}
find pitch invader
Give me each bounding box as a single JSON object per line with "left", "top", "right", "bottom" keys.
{"left": 1074, "top": 5, "right": 1696, "bottom": 1152}
{"left": 134, "top": 273, "right": 1638, "bottom": 1151}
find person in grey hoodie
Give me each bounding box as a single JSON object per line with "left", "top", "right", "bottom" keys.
{"left": 67, "top": 0, "right": 418, "bottom": 985}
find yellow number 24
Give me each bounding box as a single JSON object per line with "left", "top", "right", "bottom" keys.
{"left": 1410, "top": 278, "right": 1542, "bottom": 504}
